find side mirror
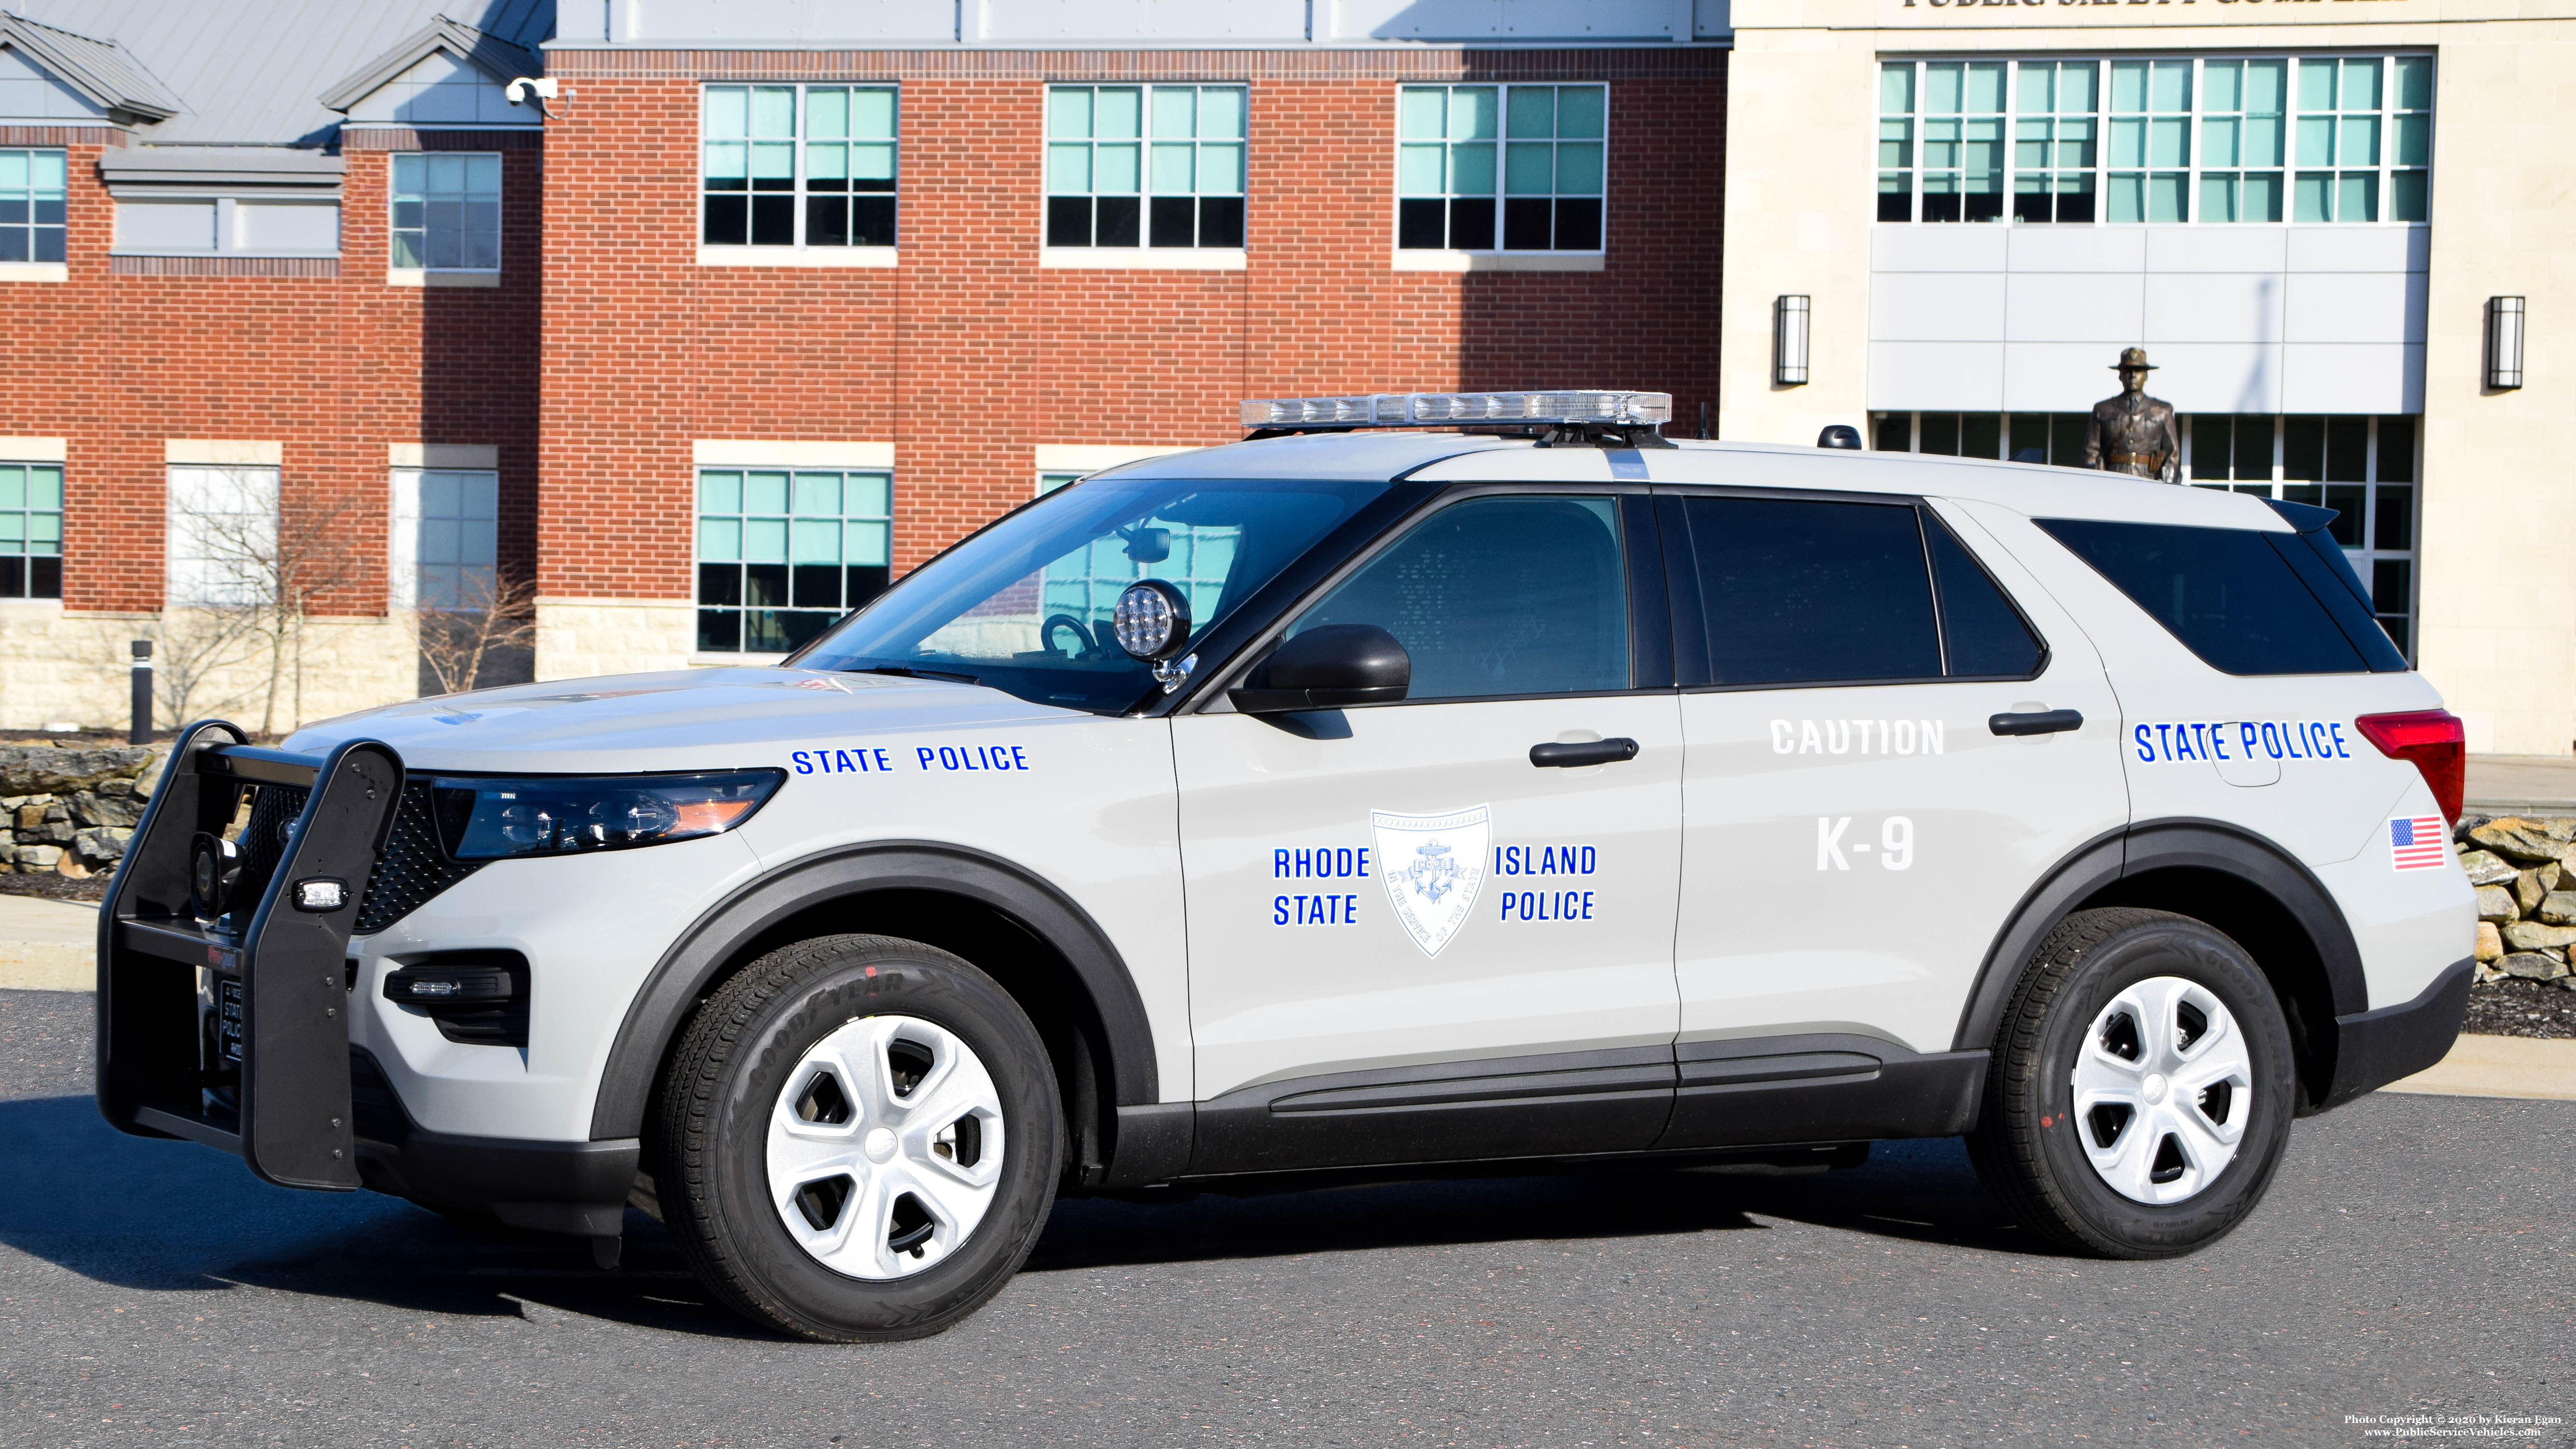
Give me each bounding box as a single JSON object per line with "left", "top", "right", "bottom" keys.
{"left": 1228, "top": 625, "right": 1410, "bottom": 715}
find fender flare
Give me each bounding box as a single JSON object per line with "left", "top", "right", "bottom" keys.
{"left": 587, "top": 840, "right": 1161, "bottom": 1141}
{"left": 1950, "top": 817, "right": 2369, "bottom": 1056}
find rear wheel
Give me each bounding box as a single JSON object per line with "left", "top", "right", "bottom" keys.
{"left": 1966, "top": 907, "right": 2296, "bottom": 1258}
{"left": 656, "top": 934, "right": 1063, "bottom": 1341}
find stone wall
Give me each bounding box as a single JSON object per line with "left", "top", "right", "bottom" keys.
{"left": 0, "top": 743, "right": 164, "bottom": 878}
{"left": 2459, "top": 815, "right": 2576, "bottom": 991}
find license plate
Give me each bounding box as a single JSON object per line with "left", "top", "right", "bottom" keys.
{"left": 217, "top": 977, "right": 244, "bottom": 1063}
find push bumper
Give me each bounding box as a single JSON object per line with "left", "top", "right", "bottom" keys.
{"left": 97, "top": 722, "right": 403, "bottom": 1189}
{"left": 2319, "top": 955, "right": 2474, "bottom": 1111}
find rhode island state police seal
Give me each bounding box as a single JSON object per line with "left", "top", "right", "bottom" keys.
{"left": 1370, "top": 805, "right": 1491, "bottom": 958}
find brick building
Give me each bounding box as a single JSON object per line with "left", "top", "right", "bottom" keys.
{"left": 0, "top": 0, "right": 1728, "bottom": 723}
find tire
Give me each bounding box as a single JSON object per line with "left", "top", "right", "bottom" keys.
{"left": 1965, "top": 907, "right": 2297, "bottom": 1258}
{"left": 654, "top": 934, "right": 1064, "bottom": 1341}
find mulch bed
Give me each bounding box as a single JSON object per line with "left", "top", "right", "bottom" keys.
{"left": 0, "top": 872, "right": 106, "bottom": 903}
{"left": 2463, "top": 976, "right": 2576, "bottom": 1040}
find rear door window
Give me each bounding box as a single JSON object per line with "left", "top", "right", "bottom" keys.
{"left": 2036, "top": 518, "right": 2403, "bottom": 676}
{"left": 1675, "top": 495, "right": 2043, "bottom": 687}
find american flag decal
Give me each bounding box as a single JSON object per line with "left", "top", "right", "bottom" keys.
{"left": 2388, "top": 815, "right": 2449, "bottom": 871}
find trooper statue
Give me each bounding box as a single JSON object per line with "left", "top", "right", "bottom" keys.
{"left": 2083, "top": 347, "right": 2181, "bottom": 482}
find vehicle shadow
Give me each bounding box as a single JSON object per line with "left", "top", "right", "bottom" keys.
{"left": 0, "top": 1093, "right": 758, "bottom": 1338}
{"left": 0, "top": 1091, "right": 2028, "bottom": 1335}
{"left": 1025, "top": 1137, "right": 2029, "bottom": 1273}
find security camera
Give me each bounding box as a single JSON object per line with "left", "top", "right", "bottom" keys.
{"left": 504, "top": 76, "right": 558, "bottom": 106}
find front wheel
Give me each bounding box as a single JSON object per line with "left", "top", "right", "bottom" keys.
{"left": 655, "top": 934, "right": 1064, "bottom": 1341}
{"left": 1966, "top": 907, "right": 2297, "bottom": 1258}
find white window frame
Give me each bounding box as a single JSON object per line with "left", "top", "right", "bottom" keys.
{"left": 166, "top": 464, "right": 281, "bottom": 608}
{"left": 1040, "top": 83, "right": 1248, "bottom": 272}
{"left": 111, "top": 194, "right": 342, "bottom": 259}
{"left": 0, "top": 148, "right": 69, "bottom": 277}
{"left": 0, "top": 451, "right": 64, "bottom": 601}
{"left": 1393, "top": 83, "right": 1608, "bottom": 273}
{"left": 1875, "top": 51, "right": 2434, "bottom": 227}
{"left": 388, "top": 467, "right": 500, "bottom": 612}
{"left": 387, "top": 151, "right": 502, "bottom": 287}
{"left": 692, "top": 451, "right": 897, "bottom": 661}
{"left": 697, "top": 83, "right": 900, "bottom": 269}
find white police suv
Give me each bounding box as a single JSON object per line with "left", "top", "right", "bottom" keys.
{"left": 99, "top": 391, "right": 2475, "bottom": 1342}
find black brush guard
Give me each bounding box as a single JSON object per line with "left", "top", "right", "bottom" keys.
{"left": 96, "top": 721, "right": 404, "bottom": 1191}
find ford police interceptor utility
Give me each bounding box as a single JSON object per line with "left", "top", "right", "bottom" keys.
{"left": 98, "top": 390, "right": 2475, "bottom": 1342}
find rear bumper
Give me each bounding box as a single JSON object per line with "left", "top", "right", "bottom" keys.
{"left": 2320, "top": 955, "right": 2473, "bottom": 1111}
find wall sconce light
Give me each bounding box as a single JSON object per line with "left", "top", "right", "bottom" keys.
{"left": 1773, "top": 295, "right": 1810, "bottom": 386}
{"left": 2486, "top": 296, "right": 2524, "bottom": 390}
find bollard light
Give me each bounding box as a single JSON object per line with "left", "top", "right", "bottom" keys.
{"left": 1773, "top": 295, "right": 1811, "bottom": 386}
{"left": 129, "top": 639, "right": 153, "bottom": 745}
{"left": 2485, "top": 296, "right": 2524, "bottom": 390}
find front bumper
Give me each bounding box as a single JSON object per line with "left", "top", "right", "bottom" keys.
{"left": 350, "top": 1049, "right": 637, "bottom": 1235}
{"left": 2319, "top": 955, "right": 2474, "bottom": 1110}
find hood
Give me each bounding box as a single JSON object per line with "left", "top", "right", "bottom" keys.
{"left": 282, "top": 667, "right": 1080, "bottom": 775}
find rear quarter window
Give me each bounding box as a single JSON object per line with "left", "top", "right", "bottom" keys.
{"left": 2036, "top": 518, "right": 2404, "bottom": 676}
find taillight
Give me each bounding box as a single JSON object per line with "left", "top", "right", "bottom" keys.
{"left": 2354, "top": 709, "right": 2466, "bottom": 824}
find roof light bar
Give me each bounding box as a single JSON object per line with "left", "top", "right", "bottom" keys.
{"left": 1239, "top": 390, "right": 1673, "bottom": 430}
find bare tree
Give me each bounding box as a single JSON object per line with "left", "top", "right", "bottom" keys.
{"left": 170, "top": 473, "right": 360, "bottom": 738}
{"left": 415, "top": 568, "right": 538, "bottom": 697}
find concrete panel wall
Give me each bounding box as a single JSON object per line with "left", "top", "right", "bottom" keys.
{"left": 1865, "top": 223, "right": 2427, "bottom": 415}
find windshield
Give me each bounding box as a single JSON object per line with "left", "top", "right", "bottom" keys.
{"left": 791, "top": 476, "right": 1391, "bottom": 713}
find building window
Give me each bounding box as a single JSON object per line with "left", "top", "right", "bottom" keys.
{"left": 0, "top": 149, "right": 68, "bottom": 262}
{"left": 2200, "top": 59, "right": 2287, "bottom": 223}
{"left": 1871, "top": 410, "right": 2418, "bottom": 657}
{"left": 114, "top": 197, "right": 341, "bottom": 257}
{"left": 696, "top": 468, "right": 892, "bottom": 654}
{"left": 1046, "top": 85, "right": 1244, "bottom": 249}
{"left": 166, "top": 466, "right": 280, "bottom": 608}
{"left": 1398, "top": 84, "right": 1605, "bottom": 252}
{"left": 394, "top": 469, "right": 499, "bottom": 609}
{"left": 1878, "top": 54, "right": 2430, "bottom": 225}
{"left": 2183, "top": 413, "right": 2418, "bottom": 653}
{"left": 392, "top": 154, "right": 500, "bottom": 271}
{"left": 2011, "top": 61, "right": 2097, "bottom": 223}
{"left": 1037, "top": 471, "right": 1082, "bottom": 496}
{"left": 0, "top": 461, "right": 63, "bottom": 598}
{"left": 1872, "top": 411, "right": 2091, "bottom": 466}
{"left": 701, "top": 85, "right": 897, "bottom": 249}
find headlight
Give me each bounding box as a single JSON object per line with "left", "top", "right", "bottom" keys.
{"left": 427, "top": 770, "right": 786, "bottom": 861}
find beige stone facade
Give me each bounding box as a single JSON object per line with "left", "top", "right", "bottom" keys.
{"left": 533, "top": 597, "right": 698, "bottom": 684}
{"left": 1721, "top": 0, "right": 2576, "bottom": 754}
{"left": 0, "top": 604, "right": 416, "bottom": 735}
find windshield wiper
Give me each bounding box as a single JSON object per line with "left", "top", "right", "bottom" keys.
{"left": 843, "top": 664, "right": 983, "bottom": 687}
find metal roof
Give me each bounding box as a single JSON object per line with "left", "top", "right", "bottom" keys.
{"left": 0, "top": 0, "right": 553, "bottom": 147}
{"left": 317, "top": 14, "right": 540, "bottom": 113}
{"left": 0, "top": 11, "right": 178, "bottom": 120}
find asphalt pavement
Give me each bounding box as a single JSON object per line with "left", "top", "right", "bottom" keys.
{"left": 1, "top": 987, "right": 2567, "bottom": 1449}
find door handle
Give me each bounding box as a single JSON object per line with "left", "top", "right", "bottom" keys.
{"left": 1989, "top": 708, "right": 2083, "bottom": 737}
{"left": 1529, "top": 738, "right": 1641, "bottom": 768}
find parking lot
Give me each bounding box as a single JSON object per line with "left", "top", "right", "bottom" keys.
{"left": 0, "top": 987, "right": 2565, "bottom": 1448}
